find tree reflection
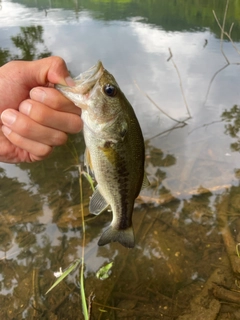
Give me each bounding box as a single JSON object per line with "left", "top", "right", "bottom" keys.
{"left": 0, "top": 48, "right": 10, "bottom": 66}
{"left": 0, "top": 25, "right": 51, "bottom": 66}
{"left": 222, "top": 104, "right": 240, "bottom": 152}
{"left": 11, "top": 25, "right": 51, "bottom": 60}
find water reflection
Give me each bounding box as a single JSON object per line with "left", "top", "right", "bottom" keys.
{"left": 7, "top": 0, "right": 240, "bottom": 41}
{"left": 222, "top": 104, "right": 240, "bottom": 152}
{"left": 1, "top": 0, "right": 240, "bottom": 319}
{"left": 0, "top": 25, "right": 51, "bottom": 64}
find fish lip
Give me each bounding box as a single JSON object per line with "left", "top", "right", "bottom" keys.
{"left": 74, "top": 60, "right": 104, "bottom": 94}
{"left": 56, "top": 61, "right": 104, "bottom": 95}
{"left": 75, "top": 60, "right": 103, "bottom": 83}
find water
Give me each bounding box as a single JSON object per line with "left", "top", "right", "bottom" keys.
{"left": 1, "top": 0, "right": 240, "bottom": 319}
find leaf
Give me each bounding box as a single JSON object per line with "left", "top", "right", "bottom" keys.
{"left": 82, "top": 170, "right": 95, "bottom": 191}
{"left": 45, "top": 259, "right": 81, "bottom": 295}
{"left": 96, "top": 262, "right": 113, "bottom": 280}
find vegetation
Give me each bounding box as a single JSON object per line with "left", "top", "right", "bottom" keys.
{"left": 11, "top": 0, "right": 240, "bottom": 40}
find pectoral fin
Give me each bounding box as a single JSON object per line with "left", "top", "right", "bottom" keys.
{"left": 89, "top": 187, "right": 109, "bottom": 215}
{"left": 84, "top": 148, "right": 93, "bottom": 174}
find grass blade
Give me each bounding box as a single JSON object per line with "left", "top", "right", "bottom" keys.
{"left": 45, "top": 259, "right": 81, "bottom": 295}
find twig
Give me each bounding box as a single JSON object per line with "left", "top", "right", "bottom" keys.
{"left": 146, "top": 122, "right": 187, "bottom": 142}
{"left": 134, "top": 80, "right": 184, "bottom": 124}
{"left": 213, "top": 2, "right": 240, "bottom": 56}
{"left": 213, "top": 0, "right": 230, "bottom": 64}
{"left": 217, "top": 193, "right": 240, "bottom": 274}
{"left": 212, "top": 283, "right": 240, "bottom": 305}
{"left": 204, "top": 64, "right": 229, "bottom": 106}
{"left": 205, "top": 1, "right": 240, "bottom": 105}
{"left": 188, "top": 119, "right": 223, "bottom": 135}
{"left": 167, "top": 48, "right": 172, "bottom": 61}
{"left": 168, "top": 48, "right": 192, "bottom": 119}
{"left": 88, "top": 292, "right": 95, "bottom": 320}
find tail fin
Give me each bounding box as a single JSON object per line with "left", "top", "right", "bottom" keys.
{"left": 98, "top": 226, "right": 135, "bottom": 248}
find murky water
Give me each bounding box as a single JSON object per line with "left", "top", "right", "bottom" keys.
{"left": 1, "top": 0, "right": 240, "bottom": 319}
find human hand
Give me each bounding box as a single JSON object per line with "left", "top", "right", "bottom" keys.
{"left": 0, "top": 56, "right": 82, "bottom": 163}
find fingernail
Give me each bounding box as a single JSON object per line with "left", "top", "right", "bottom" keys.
{"left": 65, "top": 76, "right": 75, "bottom": 87}
{"left": 1, "top": 110, "right": 17, "bottom": 125}
{"left": 2, "top": 125, "right": 12, "bottom": 136}
{"left": 30, "top": 88, "right": 46, "bottom": 103}
{"left": 19, "top": 101, "right": 32, "bottom": 116}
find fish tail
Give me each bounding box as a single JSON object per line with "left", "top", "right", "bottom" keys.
{"left": 98, "top": 226, "right": 135, "bottom": 248}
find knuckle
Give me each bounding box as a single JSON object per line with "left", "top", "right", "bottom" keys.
{"left": 50, "top": 56, "right": 67, "bottom": 72}
{"left": 34, "top": 108, "right": 46, "bottom": 124}
{"left": 18, "top": 119, "right": 32, "bottom": 136}
{"left": 12, "top": 132, "right": 24, "bottom": 146}
{"left": 30, "top": 146, "right": 53, "bottom": 162}
{"left": 69, "top": 116, "right": 83, "bottom": 133}
{"left": 51, "top": 132, "right": 68, "bottom": 146}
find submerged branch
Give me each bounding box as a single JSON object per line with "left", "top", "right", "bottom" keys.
{"left": 213, "top": 0, "right": 230, "bottom": 64}
{"left": 204, "top": 63, "right": 229, "bottom": 106}
{"left": 168, "top": 48, "right": 191, "bottom": 119}
{"left": 146, "top": 122, "right": 187, "bottom": 142}
{"left": 213, "top": 2, "right": 240, "bottom": 57}
{"left": 134, "top": 80, "right": 184, "bottom": 124}
{"left": 134, "top": 46, "right": 192, "bottom": 126}
{"left": 205, "top": 0, "right": 240, "bottom": 105}
{"left": 217, "top": 193, "right": 240, "bottom": 274}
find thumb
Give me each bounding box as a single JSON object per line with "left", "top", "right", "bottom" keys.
{"left": 0, "top": 56, "right": 74, "bottom": 110}
{"left": 26, "top": 56, "right": 75, "bottom": 87}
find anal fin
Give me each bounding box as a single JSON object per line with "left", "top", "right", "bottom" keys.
{"left": 89, "top": 187, "right": 109, "bottom": 215}
{"left": 141, "top": 172, "right": 151, "bottom": 189}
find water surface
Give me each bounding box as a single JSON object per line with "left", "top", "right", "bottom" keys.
{"left": 1, "top": 1, "right": 240, "bottom": 319}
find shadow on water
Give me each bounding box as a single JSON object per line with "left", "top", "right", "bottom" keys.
{"left": 1, "top": 1, "right": 240, "bottom": 319}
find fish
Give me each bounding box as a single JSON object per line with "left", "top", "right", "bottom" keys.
{"left": 56, "top": 61, "right": 148, "bottom": 248}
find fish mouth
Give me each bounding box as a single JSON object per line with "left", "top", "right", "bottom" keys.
{"left": 56, "top": 61, "right": 104, "bottom": 94}
{"left": 55, "top": 61, "right": 104, "bottom": 108}
{"left": 74, "top": 60, "right": 104, "bottom": 92}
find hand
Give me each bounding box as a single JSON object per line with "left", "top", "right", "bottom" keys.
{"left": 0, "top": 56, "right": 82, "bottom": 163}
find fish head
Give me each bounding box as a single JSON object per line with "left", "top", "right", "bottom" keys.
{"left": 56, "top": 61, "right": 125, "bottom": 123}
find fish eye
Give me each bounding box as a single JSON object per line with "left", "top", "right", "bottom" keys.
{"left": 103, "top": 84, "right": 117, "bottom": 97}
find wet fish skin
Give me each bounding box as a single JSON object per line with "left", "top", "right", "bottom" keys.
{"left": 56, "top": 61, "right": 145, "bottom": 248}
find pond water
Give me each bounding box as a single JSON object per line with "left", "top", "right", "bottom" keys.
{"left": 1, "top": 0, "right": 240, "bottom": 319}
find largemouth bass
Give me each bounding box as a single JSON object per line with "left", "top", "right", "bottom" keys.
{"left": 56, "top": 61, "right": 147, "bottom": 248}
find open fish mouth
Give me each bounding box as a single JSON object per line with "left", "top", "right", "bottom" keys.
{"left": 56, "top": 61, "right": 104, "bottom": 95}
{"left": 55, "top": 61, "right": 104, "bottom": 108}
{"left": 74, "top": 60, "right": 104, "bottom": 90}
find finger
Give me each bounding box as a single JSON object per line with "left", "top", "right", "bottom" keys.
{"left": 19, "top": 100, "right": 83, "bottom": 134}
{"left": 1, "top": 109, "right": 68, "bottom": 146}
{"left": 3, "top": 56, "right": 75, "bottom": 90}
{"left": 29, "top": 87, "right": 81, "bottom": 114}
{"left": 30, "top": 56, "right": 75, "bottom": 86}
{"left": 0, "top": 57, "right": 75, "bottom": 110}
{"left": 1, "top": 125, "right": 53, "bottom": 161}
